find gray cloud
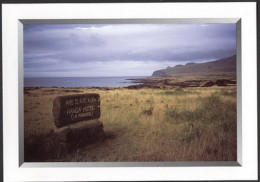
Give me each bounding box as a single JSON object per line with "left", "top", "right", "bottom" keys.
{"left": 24, "top": 23, "right": 236, "bottom": 77}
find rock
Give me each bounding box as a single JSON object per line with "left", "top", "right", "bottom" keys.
{"left": 127, "top": 85, "right": 142, "bottom": 89}
{"left": 201, "top": 81, "right": 215, "bottom": 87}
{"left": 52, "top": 94, "right": 104, "bottom": 150}
{"left": 215, "top": 79, "right": 236, "bottom": 86}
{"left": 215, "top": 79, "right": 227, "bottom": 86}
{"left": 164, "top": 79, "right": 170, "bottom": 85}
{"left": 172, "top": 82, "right": 190, "bottom": 88}
{"left": 52, "top": 93, "right": 101, "bottom": 128}
{"left": 55, "top": 119, "right": 104, "bottom": 150}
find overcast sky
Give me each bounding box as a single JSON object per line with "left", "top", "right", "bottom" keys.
{"left": 24, "top": 23, "right": 236, "bottom": 77}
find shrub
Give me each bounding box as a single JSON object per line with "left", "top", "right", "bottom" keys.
{"left": 162, "top": 91, "right": 175, "bottom": 95}
{"left": 164, "top": 93, "right": 236, "bottom": 124}
{"left": 160, "top": 87, "right": 195, "bottom": 96}
{"left": 164, "top": 107, "right": 179, "bottom": 123}
{"left": 179, "top": 124, "right": 200, "bottom": 142}
{"left": 174, "top": 87, "right": 185, "bottom": 94}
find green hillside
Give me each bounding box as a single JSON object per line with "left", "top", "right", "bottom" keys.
{"left": 152, "top": 55, "right": 236, "bottom": 77}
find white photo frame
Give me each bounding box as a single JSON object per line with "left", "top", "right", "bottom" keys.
{"left": 2, "top": 2, "right": 257, "bottom": 181}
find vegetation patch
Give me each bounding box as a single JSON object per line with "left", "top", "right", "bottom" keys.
{"left": 24, "top": 87, "right": 237, "bottom": 162}
{"left": 218, "top": 90, "right": 237, "bottom": 97}
{"left": 164, "top": 93, "right": 236, "bottom": 123}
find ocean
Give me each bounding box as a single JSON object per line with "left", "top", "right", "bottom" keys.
{"left": 24, "top": 76, "right": 146, "bottom": 88}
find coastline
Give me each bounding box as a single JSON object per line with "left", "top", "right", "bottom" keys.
{"left": 24, "top": 73, "right": 237, "bottom": 91}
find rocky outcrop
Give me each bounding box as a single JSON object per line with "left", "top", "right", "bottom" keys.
{"left": 126, "top": 78, "right": 236, "bottom": 89}
{"left": 202, "top": 81, "right": 215, "bottom": 87}
{"left": 152, "top": 55, "right": 236, "bottom": 77}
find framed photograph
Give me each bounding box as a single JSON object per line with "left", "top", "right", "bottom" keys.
{"left": 2, "top": 1, "right": 258, "bottom": 181}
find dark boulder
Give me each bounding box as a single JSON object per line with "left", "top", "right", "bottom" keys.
{"left": 215, "top": 79, "right": 236, "bottom": 86}
{"left": 201, "top": 81, "right": 215, "bottom": 87}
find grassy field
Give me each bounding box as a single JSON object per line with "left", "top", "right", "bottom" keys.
{"left": 24, "top": 86, "right": 237, "bottom": 162}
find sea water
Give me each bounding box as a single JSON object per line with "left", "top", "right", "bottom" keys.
{"left": 24, "top": 76, "right": 146, "bottom": 87}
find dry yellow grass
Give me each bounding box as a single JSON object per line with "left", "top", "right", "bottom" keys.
{"left": 24, "top": 86, "right": 237, "bottom": 162}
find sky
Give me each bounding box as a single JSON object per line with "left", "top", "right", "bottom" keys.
{"left": 24, "top": 23, "right": 236, "bottom": 77}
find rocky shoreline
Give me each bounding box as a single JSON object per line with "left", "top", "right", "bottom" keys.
{"left": 125, "top": 77, "right": 236, "bottom": 89}
{"left": 24, "top": 77, "right": 236, "bottom": 92}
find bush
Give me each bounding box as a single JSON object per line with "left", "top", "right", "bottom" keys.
{"left": 179, "top": 124, "right": 200, "bottom": 142}
{"left": 164, "top": 107, "right": 179, "bottom": 123}
{"left": 164, "top": 93, "right": 236, "bottom": 124}
{"left": 160, "top": 88, "right": 186, "bottom": 96}
{"left": 160, "top": 87, "right": 196, "bottom": 96}
{"left": 174, "top": 87, "right": 185, "bottom": 94}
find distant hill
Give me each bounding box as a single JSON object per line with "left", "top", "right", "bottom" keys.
{"left": 152, "top": 55, "right": 236, "bottom": 77}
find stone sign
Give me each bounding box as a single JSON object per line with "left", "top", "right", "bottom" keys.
{"left": 52, "top": 94, "right": 101, "bottom": 128}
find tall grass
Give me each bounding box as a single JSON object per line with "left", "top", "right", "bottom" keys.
{"left": 24, "top": 86, "right": 237, "bottom": 162}
{"left": 165, "top": 93, "right": 236, "bottom": 123}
